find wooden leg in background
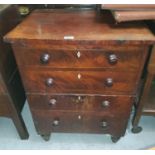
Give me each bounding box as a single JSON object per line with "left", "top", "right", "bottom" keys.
{"left": 12, "top": 111, "right": 29, "bottom": 139}
{"left": 132, "top": 73, "right": 154, "bottom": 134}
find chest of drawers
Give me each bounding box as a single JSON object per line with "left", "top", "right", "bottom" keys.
{"left": 4, "top": 9, "right": 155, "bottom": 142}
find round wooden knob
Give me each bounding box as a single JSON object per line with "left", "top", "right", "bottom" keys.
{"left": 105, "top": 78, "right": 113, "bottom": 87}
{"left": 101, "top": 121, "right": 108, "bottom": 128}
{"left": 49, "top": 98, "right": 57, "bottom": 106}
{"left": 108, "top": 54, "right": 118, "bottom": 64}
{"left": 101, "top": 100, "right": 110, "bottom": 107}
{"left": 40, "top": 53, "right": 50, "bottom": 64}
{"left": 45, "top": 78, "right": 53, "bottom": 87}
{"left": 52, "top": 119, "right": 59, "bottom": 126}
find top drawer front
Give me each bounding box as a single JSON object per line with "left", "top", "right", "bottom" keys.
{"left": 13, "top": 45, "right": 145, "bottom": 71}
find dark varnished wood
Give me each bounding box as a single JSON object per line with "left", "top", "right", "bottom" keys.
{"left": 22, "top": 69, "right": 138, "bottom": 94}
{"left": 148, "top": 46, "right": 155, "bottom": 74}
{"left": 0, "top": 5, "right": 28, "bottom": 139}
{"left": 0, "top": 76, "right": 7, "bottom": 94}
{"left": 0, "top": 95, "right": 11, "bottom": 116}
{"left": 12, "top": 45, "right": 147, "bottom": 71}
{"left": 28, "top": 94, "right": 133, "bottom": 114}
{"left": 4, "top": 10, "right": 155, "bottom": 45}
{"left": 4, "top": 9, "right": 155, "bottom": 142}
{"left": 132, "top": 46, "right": 155, "bottom": 133}
{"left": 0, "top": 84, "right": 4, "bottom": 94}
{"left": 32, "top": 109, "right": 129, "bottom": 137}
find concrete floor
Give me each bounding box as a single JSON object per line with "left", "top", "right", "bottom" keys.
{"left": 0, "top": 101, "right": 155, "bottom": 150}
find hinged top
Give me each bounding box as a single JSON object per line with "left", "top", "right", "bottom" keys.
{"left": 4, "top": 9, "right": 155, "bottom": 45}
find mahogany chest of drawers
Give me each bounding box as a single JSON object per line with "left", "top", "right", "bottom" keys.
{"left": 4, "top": 9, "right": 155, "bottom": 142}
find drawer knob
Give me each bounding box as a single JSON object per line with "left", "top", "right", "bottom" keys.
{"left": 45, "top": 78, "right": 53, "bottom": 87}
{"left": 105, "top": 78, "right": 113, "bottom": 87}
{"left": 40, "top": 53, "right": 50, "bottom": 64}
{"left": 108, "top": 54, "right": 118, "bottom": 64}
{"left": 101, "top": 121, "right": 108, "bottom": 128}
{"left": 49, "top": 98, "right": 57, "bottom": 106}
{"left": 52, "top": 119, "right": 59, "bottom": 126}
{"left": 102, "top": 100, "right": 110, "bottom": 107}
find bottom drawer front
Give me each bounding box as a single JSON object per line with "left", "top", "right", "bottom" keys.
{"left": 28, "top": 94, "right": 133, "bottom": 115}
{"left": 32, "top": 110, "right": 128, "bottom": 136}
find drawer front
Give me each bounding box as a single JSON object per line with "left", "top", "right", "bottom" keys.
{"left": 22, "top": 70, "right": 138, "bottom": 94}
{"left": 14, "top": 46, "right": 145, "bottom": 71}
{"left": 32, "top": 110, "right": 128, "bottom": 136}
{"left": 28, "top": 94, "right": 133, "bottom": 115}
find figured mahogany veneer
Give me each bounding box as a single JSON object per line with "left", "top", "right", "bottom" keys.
{"left": 13, "top": 45, "right": 146, "bottom": 71}
{"left": 4, "top": 9, "right": 155, "bottom": 142}
{"left": 32, "top": 110, "right": 129, "bottom": 136}
{"left": 28, "top": 94, "right": 133, "bottom": 113}
{"left": 21, "top": 69, "right": 138, "bottom": 94}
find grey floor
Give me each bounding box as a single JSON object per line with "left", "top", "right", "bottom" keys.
{"left": 0, "top": 101, "right": 155, "bottom": 150}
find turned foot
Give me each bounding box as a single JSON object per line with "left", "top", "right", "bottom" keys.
{"left": 131, "top": 126, "right": 142, "bottom": 134}
{"left": 111, "top": 136, "right": 121, "bottom": 143}
{"left": 41, "top": 134, "right": 51, "bottom": 141}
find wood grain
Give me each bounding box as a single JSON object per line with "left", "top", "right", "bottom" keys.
{"left": 22, "top": 69, "right": 138, "bottom": 94}
{"left": 28, "top": 94, "right": 133, "bottom": 114}
{"left": 5, "top": 9, "right": 153, "bottom": 141}
{"left": 4, "top": 10, "right": 155, "bottom": 45}
{"left": 112, "top": 10, "right": 155, "bottom": 22}
{"left": 32, "top": 109, "right": 129, "bottom": 136}
{"left": 13, "top": 45, "right": 147, "bottom": 71}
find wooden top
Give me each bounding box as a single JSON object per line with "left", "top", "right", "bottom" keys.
{"left": 4, "top": 9, "right": 155, "bottom": 45}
